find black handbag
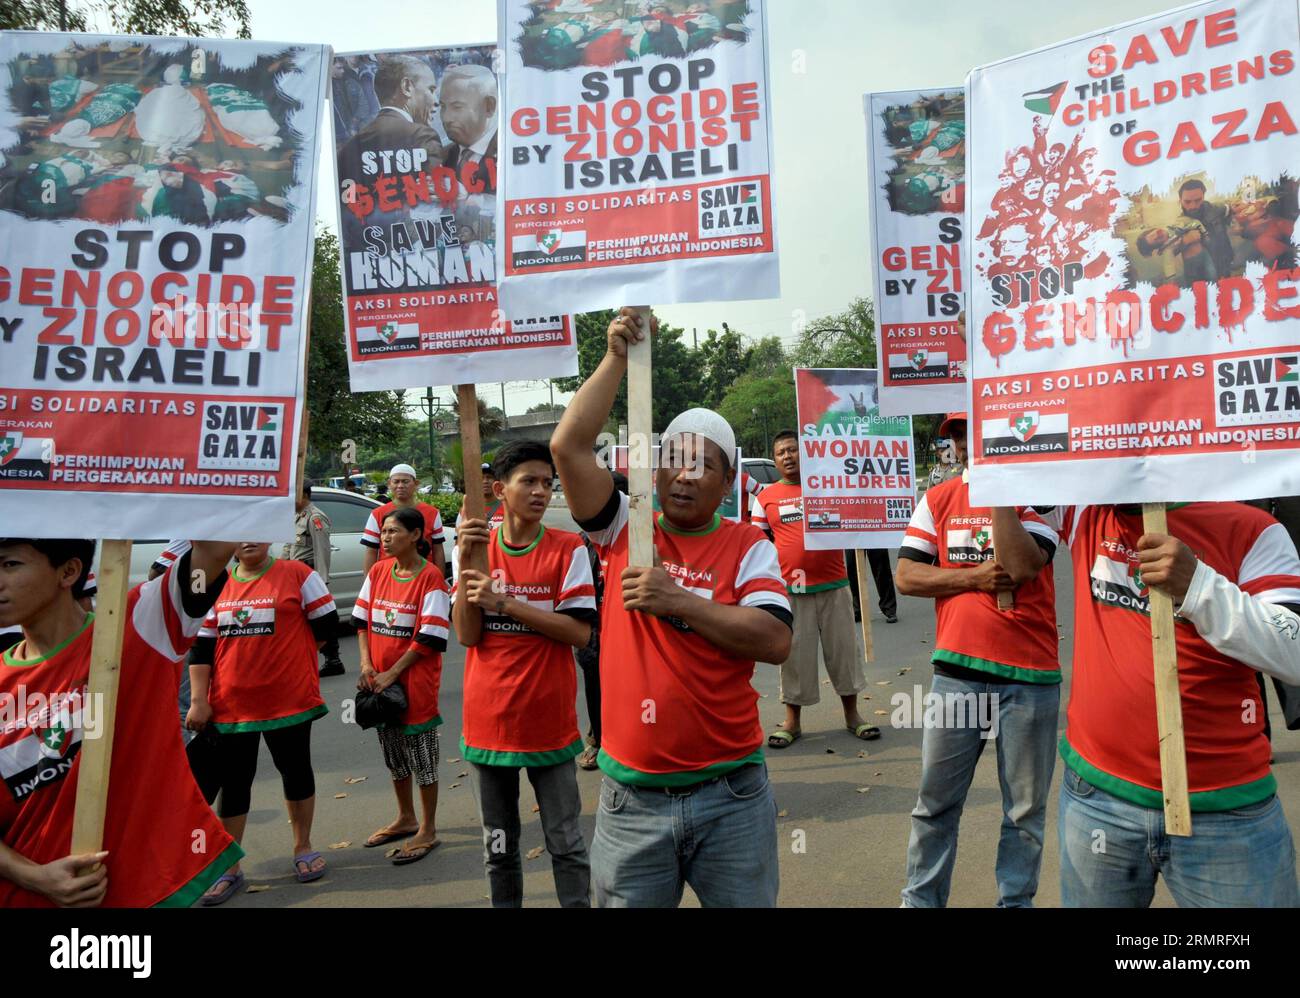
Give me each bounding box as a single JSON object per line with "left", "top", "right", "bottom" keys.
{"left": 355, "top": 682, "right": 408, "bottom": 730}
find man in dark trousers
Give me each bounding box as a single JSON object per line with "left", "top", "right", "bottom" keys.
{"left": 846, "top": 549, "right": 898, "bottom": 623}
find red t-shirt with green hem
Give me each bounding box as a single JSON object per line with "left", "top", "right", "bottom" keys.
{"left": 1053, "top": 502, "right": 1300, "bottom": 811}
{"left": 752, "top": 480, "right": 850, "bottom": 593}
{"left": 899, "top": 475, "right": 1061, "bottom": 683}
{"left": 352, "top": 559, "right": 449, "bottom": 733}
{"left": 195, "top": 558, "right": 334, "bottom": 732}
{"left": 0, "top": 561, "right": 242, "bottom": 907}
{"left": 580, "top": 490, "right": 792, "bottom": 787}
{"left": 454, "top": 525, "right": 597, "bottom": 766}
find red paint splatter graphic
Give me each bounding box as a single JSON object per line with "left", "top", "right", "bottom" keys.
{"left": 977, "top": 118, "right": 1120, "bottom": 282}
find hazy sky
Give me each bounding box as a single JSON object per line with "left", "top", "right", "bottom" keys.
{"left": 241, "top": 0, "right": 1181, "bottom": 414}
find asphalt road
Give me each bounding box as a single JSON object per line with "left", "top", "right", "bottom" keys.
{"left": 218, "top": 510, "right": 1300, "bottom": 908}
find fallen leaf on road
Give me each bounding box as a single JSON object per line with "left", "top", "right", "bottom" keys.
{"left": 897, "top": 668, "right": 911, "bottom": 675}
{"left": 778, "top": 809, "right": 789, "bottom": 818}
{"left": 861, "top": 694, "right": 872, "bottom": 700}
{"left": 857, "top": 751, "right": 869, "bottom": 759}
{"left": 329, "top": 841, "right": 351, "bottom": 850}
{"left": 344, "top": 776, "right": 367, "bottom": 785}
{"left": 246, "top": 884, "right": 271, "bottom": 893}
{"left": 873, "top": 771, "right": 883, "bottom": 776}
{"left": 873, "top": 709, "right": 888, "bottom": 716}
{"left": 450, "top": 783, "right": 461, "bottom": 789}
{"left": 526, "top": 846, "right": 545, "bottom": 860}
{"left": 458, "top": 772, "right": 467, "bottom": 778}
{"left": 449, "top": 757, "right": 461, "bottom": 763}
{"left": 825, "top": 748, "right": 835, "bottom": 754}
{"left": 875, "top": 681, "right": 891, "bottom": 686}
{"left": 822, "top": 679, "right": 831, "bottom": 685}
{"left": 856, "top": 787, "right": 871, "bottom": 794}
{"left": 333, "top": 793, "right": 348, "bottom": 799}
{"left": 759, "top": 693, "right": 768, "bottom": 698}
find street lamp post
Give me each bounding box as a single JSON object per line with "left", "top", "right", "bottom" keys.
{"left": 419, "top": 389, "right": 447, "bottom": 480}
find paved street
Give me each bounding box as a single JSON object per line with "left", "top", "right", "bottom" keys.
{"left": 220, "top": 512, "right": 1300, "bottom": 908}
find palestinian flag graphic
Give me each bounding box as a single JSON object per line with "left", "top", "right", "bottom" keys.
{"left": 947, "top": 524, "right": 995, "bottom": 564}
{"left": 0, "top": 715, "right": 83, "bottom": 802}
{"left": 741, "top": 184, "right": 758, "bottom": 204}
{"left": 1277, "top": 356, "right": 1298, "bottom": 383}
{"left": 1023, "top": 82, "right": 1067, "bottom": 115}
{"left": 981, "top": 411, "right": 1069, "bottom": 456}
{"left": 1089, "top": 554, "right": 1150, "bottom": 614}
{"left": 256, "top": 407, "right": 278, "bottom": 432}
{"left": 887, "top": 350, "right": 949, "bottom": 382}
{"left": 359, "top": 320, "right": 420, "bottom": 356}
{"left": 219, "top": 605, "right": 275, "bottom": 637}
{"left": 0, "top": 431, "right": 54, "bottom": 481}
{"left": 795, "top": 368, "right": 881, "bottom": 429}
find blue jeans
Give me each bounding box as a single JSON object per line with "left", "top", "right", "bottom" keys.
{"left": 591, "top": 762, "right": 779, "bottom": 907}
{"left": 1059, "top": 767, "right": 1300, "bottom": 907}
{"left": 901, "top": 674, "right": 1060, "bottom": 907}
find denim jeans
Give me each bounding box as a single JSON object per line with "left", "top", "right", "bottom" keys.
{"left": 592, "top": 762, "right": 779, "bottom": 908}
{"left": 472, "top": 760, "right": 591, "bottom": 908}
{"left": 901, "top": 673, "right": 1060, "bottom": 907}
{"left": 1059, "top": 767, "right": 1300, "bottom": 907}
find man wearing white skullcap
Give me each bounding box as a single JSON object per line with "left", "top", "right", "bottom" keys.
{"left": 360, "top": 463, "right": 446, "bottom": 578}
{"left": 552, "top": 307, "right": 792, "bottom": 908}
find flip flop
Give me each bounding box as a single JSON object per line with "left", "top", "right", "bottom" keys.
{"left": 364, "top": 828, "right": 417, "bottom": 848}
{"left": 767, "top": 728, "right": 800, "bottom": 748}
{"left": 848, "top": 722, "right": 882, "bottom": 741}
{"left": 199, "top": 870, "right": 245, "bottom": 907}
{"left": 389, "top": 840, "right": 441, "bottom": 866}
{"left": 293, "top": 851, "right": 326, "bottom": 883}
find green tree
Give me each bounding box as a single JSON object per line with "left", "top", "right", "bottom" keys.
{"left": 2, "top": 0, "right": 252, "bottom": 35}
{"left": 451, "top": 394, "right": 504, "bottom": 439}
{"left": 696, "top": 325, "right": 749, "bottom": 409}
{"left": 554, "top": 309, "right": 619, "bottom": 421}
{"left": 718, "top": 373, "right": 797, "bottom": 459}
{"left": 305, "top": 230, "right": 407, "bottom": 476}
{"left": 744, "top": 335, "right": 789, "bottom": 378}
{"left": 790, "top": 297, "right": 878, "bottom": 369}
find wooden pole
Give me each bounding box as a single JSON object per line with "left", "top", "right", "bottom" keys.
{"left": 626, "top": 306, "right": 654, "bottom": 568}
{"left": 457, "top": 384, "right": 490, "bottom": 575}
{"left": 1142, "top": 502, "right": 1192, "bottom": 836}
{"left": 855, "top": 549, "right": 874, "bottom": 662}
{"left": 70, "top": 538, "right": 133, "bottom": 855}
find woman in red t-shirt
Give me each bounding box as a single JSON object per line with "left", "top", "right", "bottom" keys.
{"left": 352, "top": 507, "right": 450, "bottom": 866}
{"left": 185, "top": 542, "right": 339, "bottom": 905}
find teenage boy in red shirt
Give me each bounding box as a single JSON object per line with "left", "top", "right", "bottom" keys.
{"left": 453, "top": 440, "right": 597, "bottom": 907}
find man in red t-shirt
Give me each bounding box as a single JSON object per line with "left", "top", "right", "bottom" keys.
{"left": 753, "top": 429, "right": 876, "bottom": 747}
{"left": 999, "top": 501, "right": 1300, "bottom": 907}
{"left": 895, "top": 413, "right": 1062, "bottom": 908}
{"left": 552, "top": 308, "right": 792, "bottom": 908}
{"left": 361, "top": 463, "right": 446, "bottom": 578}
{"left": 0, "top": 536, "right": 240, "bottom": 907}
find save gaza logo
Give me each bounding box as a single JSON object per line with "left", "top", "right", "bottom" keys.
{"left": 1090, "top": 553, "right": 1150, "bottom": 614}
{"left": 199, "top": 402, "right": 283, "bottom": 472}
{"left": 1215, "top": 353, "right": 1300, "bottom": 427}
{"left": 981, "top": 410, "right": 1069, "bottom": 456}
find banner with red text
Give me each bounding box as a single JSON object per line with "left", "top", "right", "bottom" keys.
{"left": 496, "top": 0, "right": 779, "bottom": 315}
{"left": 332, "top": 45, "right": 575, "bottom": 391}
{"left": 866, "top": 88, "right": 968, "bottom": 415}
{"left": 967, "top": 0, "right": 1300, "bottom": 505}
{"left": 0, "top": 32, "right": 327, "bottom": 540}
{"left": 795, "top": 368, "right": 916, "bottom": 550}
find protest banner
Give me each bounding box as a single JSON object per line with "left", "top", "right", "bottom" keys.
{"left": 330, "top": 45, "right": 576, "bottom": 391}
{"left": 865, "top": 88, "right": 968, "bottom": 415}
{"left": 965, "top": 0, "right": 1300, "bottom": 835}
{"left": 0, "top": 32, "right": 329, "bottom": 542}
{"left": 794, "top": 368, "right": 917, "bottom": 551}
{"left": 966, "top": 0, "right": 1300, "bottom": 507}
{"left": 496, "top": 0, "right": 779, "bottom": 316}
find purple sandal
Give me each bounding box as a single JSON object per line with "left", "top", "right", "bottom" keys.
{"left": 294, "top": 851, "right": 326, "bottom": 883}
{"left": 199, "top": 871, "right": 245, "bottom": 906}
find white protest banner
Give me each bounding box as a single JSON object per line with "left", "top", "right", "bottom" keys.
{"left": 866, "top": 88, "right": 968, "bottom": 415}
{"left": 795, "top": 368, "right": 916, "bottom": 550}
{"left": 966, "top": 0, "right": 1300, "bottom": 505}
{"left": 496, "top": 0, "right": 779, "bottom": 315}
{"left": 331, "top": 45, "right": 576, "bottom": 391}
{"left": 0, "top": 33, "right": 327, "bottom": 540}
